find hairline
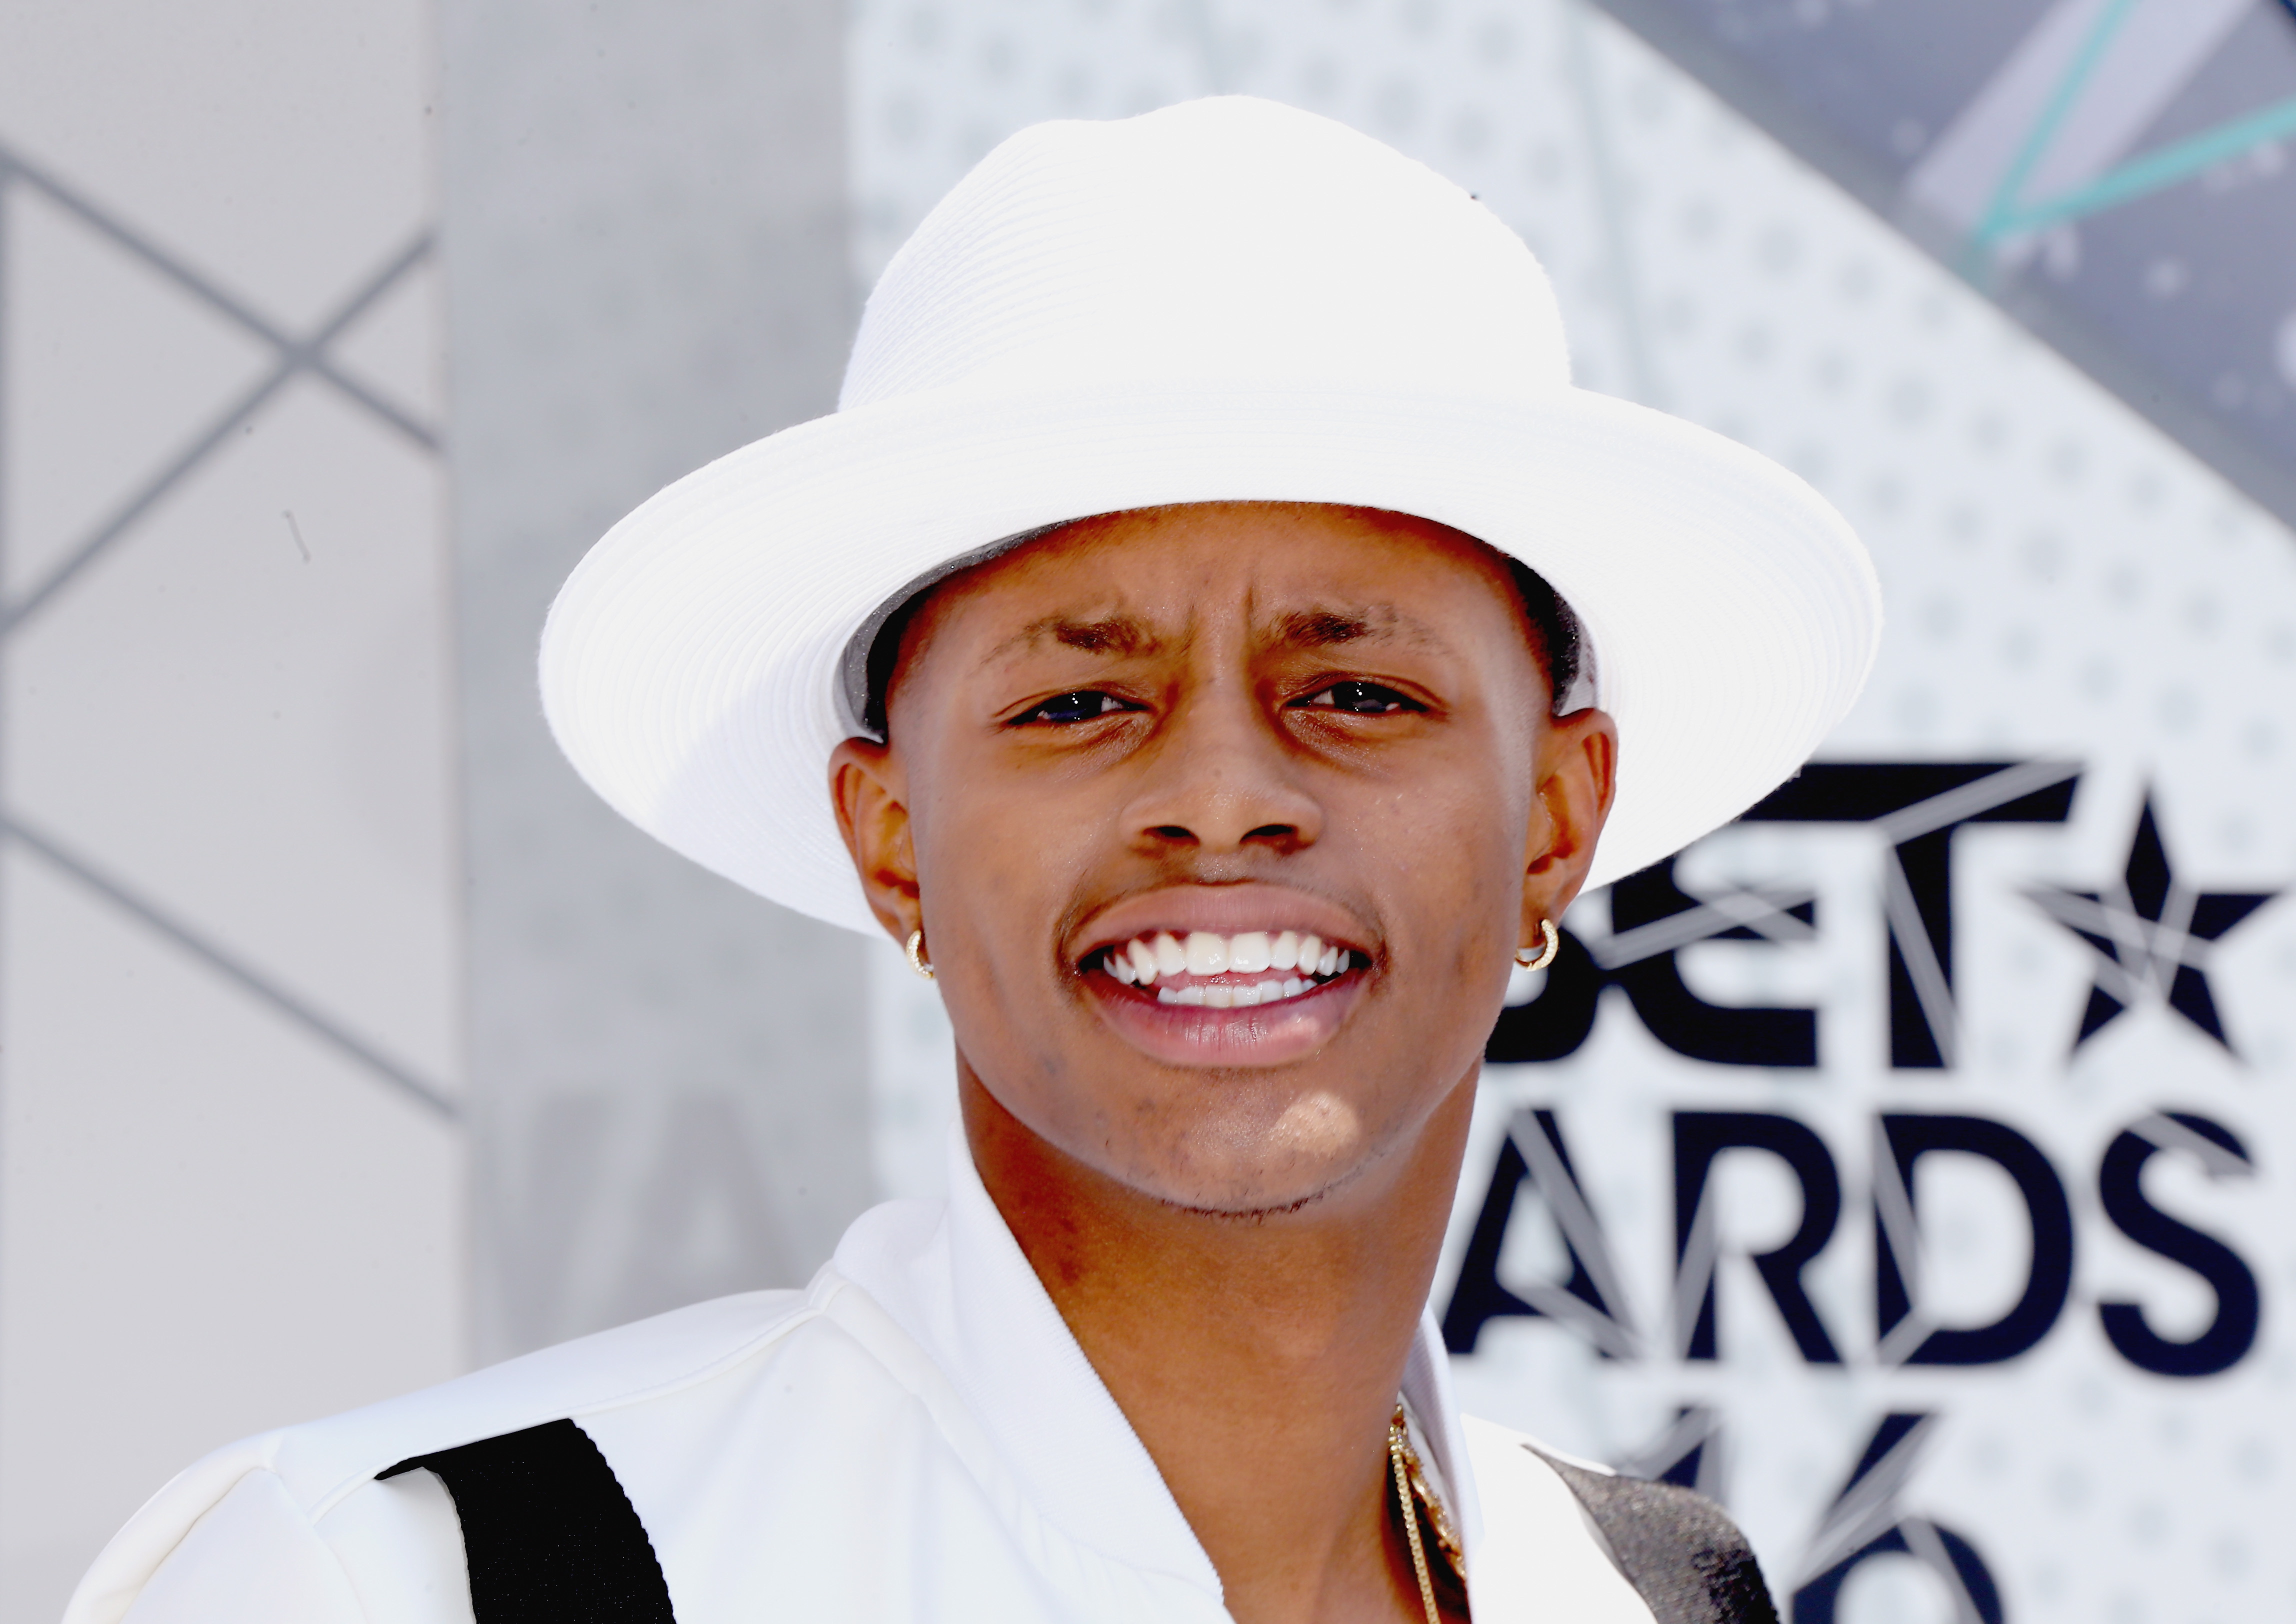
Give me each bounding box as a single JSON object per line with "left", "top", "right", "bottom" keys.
{"left": 851, "top": 506, "right": 1580, "bottom": 740}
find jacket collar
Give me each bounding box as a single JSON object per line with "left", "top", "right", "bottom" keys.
{"left": 832, "top": 1130, "right": 1484, "bottom": 1601}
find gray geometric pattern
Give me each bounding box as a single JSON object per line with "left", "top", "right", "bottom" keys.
{"left": 0, "top": 139, "right": 456, "bottom": 1120}
{"left": 1584, "top": 0, "right": 2296, "bottom": 530}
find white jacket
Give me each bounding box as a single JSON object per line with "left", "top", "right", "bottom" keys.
{"left": 67, "top": 1140, "right": 1658, "bottom": 1622}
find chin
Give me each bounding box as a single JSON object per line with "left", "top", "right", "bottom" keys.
{"left": 1117, "top": 1088, "right": 1384, "bottom": 1217}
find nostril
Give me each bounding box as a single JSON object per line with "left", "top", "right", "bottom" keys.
{"left": 1150, "top": 825, "right": 1194, "bottom": 841}
{"left": 1246, "top": 824, "right": 1294, "bottom": 842}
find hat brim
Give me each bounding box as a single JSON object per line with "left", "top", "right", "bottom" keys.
{"left": 540, "top": 378, "right": 1882, "bottom": 934}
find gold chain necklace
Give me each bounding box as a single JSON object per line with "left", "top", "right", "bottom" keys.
{"left": 1387, "top": 1403, "right": 1463, "bottom": 1624}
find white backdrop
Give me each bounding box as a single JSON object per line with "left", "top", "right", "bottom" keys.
{"left": 856, "top": 2, "right": 2296, "bottom": 1618}
{"left": 4, "top": 0, "right": 872, "bottom": 1612}
{"left": 0, "top": 2, "right": 464, "bottom": 1616}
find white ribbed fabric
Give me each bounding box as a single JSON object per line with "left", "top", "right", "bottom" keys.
{"left": 838, "top": 102, "right": 1573, "bottom": 410}
{"left": 540, "top": 96, "right": 1880, "bottom": 932}
{"left": 66, "top": 1130, "right": 1653, "bottom": 1624}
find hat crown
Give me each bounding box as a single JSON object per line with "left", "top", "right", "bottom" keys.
{"left": 840, "top": 98, "right": 1573, "bottom": 412}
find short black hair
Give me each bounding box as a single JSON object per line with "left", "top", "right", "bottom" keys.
{"left": 861, "top": 541, "right": 1582, "bottom": 739}
{"left": 1504, "top": 556, "right": 1582, "bottom": 718}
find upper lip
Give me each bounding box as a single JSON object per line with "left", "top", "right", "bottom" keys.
{"left": 1068, "top": 882, "right": 1376, "bottom": 968}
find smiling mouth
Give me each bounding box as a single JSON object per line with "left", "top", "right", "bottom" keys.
{"left": 1086, "top": 929, "right": 1364, "bottom": 1009}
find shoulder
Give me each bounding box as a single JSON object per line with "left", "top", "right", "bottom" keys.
{"left": 1461, "top": 1416, "right": 1778, "bottom": 1624}
{"left": 66, "top": 1284, "right": 824, "bottom": 1624}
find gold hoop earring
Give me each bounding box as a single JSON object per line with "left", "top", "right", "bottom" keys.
{"left": 905, "top": 928, "right": 935, "bottom": 982}
{"left": 1514, "top": 918, "right": 1559, "bottom": 972}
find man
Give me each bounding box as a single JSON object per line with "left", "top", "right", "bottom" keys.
{"left": 70, "top": 98, "right": 1877, "bottom": 1623}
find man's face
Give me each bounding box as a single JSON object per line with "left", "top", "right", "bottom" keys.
{"left": 834, "top": 502, "right": 1614, "bottom": 1214}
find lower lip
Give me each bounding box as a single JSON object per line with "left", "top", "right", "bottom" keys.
{"left": 1080, "top": 967, "right": 1368, "bottom": 1066}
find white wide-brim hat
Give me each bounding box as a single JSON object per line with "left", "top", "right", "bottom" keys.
{"left": 541, "top": 97, "right": 1882, "bottom": 936}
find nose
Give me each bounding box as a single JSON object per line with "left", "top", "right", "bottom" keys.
{"left": 1120, "top": 676, "right": 1324, "bottom": 858}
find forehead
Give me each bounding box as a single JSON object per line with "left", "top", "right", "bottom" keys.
{"left": 908, "top": 502, "right": 1529, "bottom": 662}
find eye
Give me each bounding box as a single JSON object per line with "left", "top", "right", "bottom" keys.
{"left": 1294, "top": 680, "right": 1423, "bottom": 715}
{"left": 1013, "top": 690, "right": 1136, "bottom": 726}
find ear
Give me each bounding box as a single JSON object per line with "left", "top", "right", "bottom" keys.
{"left": 1520, "top": 708, "right": 1619, "bottom": 948}
{"left": 830, "top": 735, "right": 920, "bottom": 944}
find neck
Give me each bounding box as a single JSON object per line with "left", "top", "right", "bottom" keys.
{"left": 962, "top": 1066, "right": 1476, "bottom": 1624}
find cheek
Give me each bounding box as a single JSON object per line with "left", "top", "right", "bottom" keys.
{"left": 1362, "top": 755, "right": 1532, "bottom": 904}
{"left": 907, "top": 750, "right": 1106, "bottom": 1062}
{"left": 916, "top": 773, "right": 1067, "bottom": 948}
{"left": 1354, "top": 751, "right": 1534, "bottom": 1008}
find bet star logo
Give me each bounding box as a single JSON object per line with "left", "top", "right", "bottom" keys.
{"left": 2024, "top": 794, "right": 2282, "bottom": 1055}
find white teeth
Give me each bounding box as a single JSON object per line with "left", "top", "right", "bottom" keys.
{"left": 1150, "top": 970, "right": 1336, "bottom": 1009}
{"left": 1114, "top": 930, "right": 1360, "bottom": 1004}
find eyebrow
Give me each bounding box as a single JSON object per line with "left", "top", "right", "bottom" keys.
{"left": 976, "top": 601, "right": 1452, "bottom": 668}
{"left": 979, "top": 614, "right": 1163, "bottom": 666}
{"left": 1270, "top": 604, "right": 1450, "bottom": 653}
